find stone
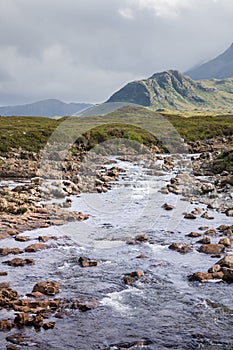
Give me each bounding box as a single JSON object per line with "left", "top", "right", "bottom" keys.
{"left": 226, "top": 208, "right": 233, "bottom": 217}
{"left": 186, "top": 232, "right": 202, "bottom": 238}
{"left": 196, "top": 237, "right": 211, "bottom": 244}
{"left": 134, "top": 234, "right": 148, "bottom": 242}
{"left": 0, "top": 271, "right": 8, "bottom": 276}
{"left": 204, "top": 228, "right": 216, "bottom": 235}
{"left": 136, "top": 254, "right": 147, "bottom": 259}
{"left": 0, "top": 319, "right": 15, "bottom": 331}
{"left": 184, "top": 213, "right": 196, "bottom": 219}
{"left": 199, "top": 244, "right": 225, "bottom": 255}
{"left": 123, "top": 271, "right": 144, "bottom": 285}
{"left": 77, "top": 297, "right": 100, "bottom": 311}
{"left": 32, "top": 281, "right": 59, "bottom": 295}
{"left": 201, "top": 212, "right": 214, "bottom": 220}
{"left": 0, "top": 248, "right": 22, "bottom": 256}
{"left": 198, "top": 226, "right": 209, "bottom": 231}
{"left": 162, "top": 203, "right": 175, "bottom": 211}
{"left": 222, "top": 267, "right": 233, "bottom": 282}
{"left": 6, "top": 345, "right": 20, "bottom": 350}
{"left": 3, "top": 258, "right": 35, "bottom": 267}
{"left": 169, "top": 242, "right": 192, "bottom": 254}
{"left": 218, "top": 238, "right": 231, "bottom": 247}
{"left": 216, "top": 254, "right": 233, "bottom": 269}
{"left": 6, "top": 333, "right": 24, "bottom": 345}
{"left": 78, "top": 256, "right": 98, "bottom": 267}
{"left": 208, "top": 264, "right": 221, "bottom": 273}
{"left": 14, "top": 312, "right": 32, "bottom": 326}
{"left": 25, "top": 243, "right": 46, "bottom": 252}
{"left": 15, "top": 236, "right": 30, "bottom": 242}
{"left": 43, "top": 322, "right": 55, "bottom": 330}
{"left": 188, "top": 272, "right": 213, "bottom": 282}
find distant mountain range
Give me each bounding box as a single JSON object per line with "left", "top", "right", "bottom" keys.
{"left": 107, "top": 69, "right": 233, "bottom": 110}
{"left": 0, "top": 99, "right": 92, "bottom": 118}
{"left": 186, "top": 43, "right": 233, "bottom": 80}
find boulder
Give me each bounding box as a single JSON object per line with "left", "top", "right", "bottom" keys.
{"left": 199, "top": 244, "right": 225, "bottom": 254}
{"left": 222, "top": 267, "right": 233, "bottom": 282}
{"left": 162, "top": 203, "right": 175, "bottom": 211}
{"left": 218, "top": 238, "right": 231, "bottom": 247}
{"left": 216, "top": 254, "right": 233, "bottom": 269}
{"left": 3, "top": 258, "right": 35, "bottom": 267}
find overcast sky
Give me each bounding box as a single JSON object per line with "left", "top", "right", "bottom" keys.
{"left": 0, "top": 0, "right": 233, "bottom": 105}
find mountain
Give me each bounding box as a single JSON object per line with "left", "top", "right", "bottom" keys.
{"left": 0, "top": 99, "right": 92, "bottom": 118}
{"left": 186, "top": 43, "right": 233, "bottom": 80}
{"left": 107, "top": 69, "right": 233, "bottom": 110}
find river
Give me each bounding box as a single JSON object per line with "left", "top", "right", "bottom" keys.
{"left": 0, "top": 156, "right": 233, "bottom": 349}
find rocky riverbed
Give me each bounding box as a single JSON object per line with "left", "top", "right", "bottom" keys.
{"left": 0, "top": 143, "right": 232, "bottom": 349}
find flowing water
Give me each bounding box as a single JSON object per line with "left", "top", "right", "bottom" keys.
{"left": 0, "top": 156, "right": 233, "bottom": 349}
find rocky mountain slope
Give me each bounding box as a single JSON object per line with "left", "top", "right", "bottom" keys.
{"left": 107, "top": 69, "right": 233, "bottom": 110}
{"left": 186, "top": 43, "right": 233, "bottom": 80}
{"left": 0, "top": 99, "right": 92, "bottom": 118}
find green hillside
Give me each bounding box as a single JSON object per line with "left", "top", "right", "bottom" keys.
{"left": 107, "top": 70, "right": 233, "bottom": 111}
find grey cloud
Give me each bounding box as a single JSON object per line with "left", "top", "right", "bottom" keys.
{"left": 0, "top": 0, "right": 232, "bottom": 105}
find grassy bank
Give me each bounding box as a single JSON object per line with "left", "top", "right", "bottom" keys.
{"left": 0, "top": 107, "right": 232, "bottom": 154}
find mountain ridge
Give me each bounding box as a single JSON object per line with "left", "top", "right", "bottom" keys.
{"left": 0, "top": 99, "right": 92, "bottom": 118}
{"left": 185, "top": 43, "right": 233, "bottom": 80}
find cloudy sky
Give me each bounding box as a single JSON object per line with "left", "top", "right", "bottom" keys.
{"left": 0, "top": 0, "right": 233, "bottom": 105}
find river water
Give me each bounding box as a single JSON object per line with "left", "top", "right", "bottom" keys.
{"left": 0, "top": 156, "right": 233, "bottom": 349}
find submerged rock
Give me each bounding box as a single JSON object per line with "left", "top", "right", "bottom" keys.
{"left": 123, "top": 271, "right": 144, "bottom": 285}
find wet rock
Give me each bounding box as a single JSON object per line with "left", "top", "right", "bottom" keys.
{"left": 32, "top": 281, "right": 59, "bottom": 295}
{"left": 38, "top": 235, "right": 57, "bottom": 242}
{"left": 14, "top": 235, "right": 30, "bottom": 242}
{"left": 3, "top": 258, "right": 35, "bottom": 267}
{"left": 43, "top": 322, "right": 55, "bottom": 330}
{"left": 216, "top": 254, "right": 233, "bottom": 269}
{"left": 191, "top": 208, "right": 203, "bottom": 215}
{"left": 136, "top": 254, "right": 147, "bottom": 259}
{"left": 186, "top": 232, "right": 202, "bottom": 238}
{"left": 204, "top": 228, "right": 216, "bottom": 235}
{"left": 0, "top": 319, "right": 15, "bottom": 331}
{"left": 6, "top": 332, "right": 26, "bottom": 345}
{"left": 196, "top": 237, "right": 211, "bottom": 244}
{"left": 134, "top": 234, "right": 148, "bottom": 243}
{"left": 78, "top": 256, "right": 98, "bottom": 267}
{"left": 199, "top": 244, "right": 225, "bottom": 255}
{"left": 0, "top": 271, "right": 8, "bottom": 276}
{"left": 76, "top": 297, "right": 100, "bottom": 311}
{"left": 201, "top": 212, "right": 214, "bottom": 220}
{"left": 208, "top": 264, "right": 222, "bottom": 273}
{"left": 14, "top": 312, "right": 33, "bottom": 327}
{"left": 169, "top": 242, "right": 192, "bottom": 254}
{"left": 198, "top": 226, "right": 209, "bottom": 231}
{"left": 226, "top": 208, "right": 233, "bottom": 217}
{"left": 222, "top": 267, "right": 233, "bottom": 282}
{"left": 218, "top": 224, "right": 230, "bottom": 232}
{"left": 218, "top": 237, "right": 231, "bottom": 247}
{"left": 109, "top": 339, "right": 153, "bottom": 349}
{"left": 162, "top": 203, "right": 175, "bottom": 211}
{"left": 0, "top": 288, "right": 18, "bottom": 307}
{"left": 32, "top": 314, "right": 44, "bottom": 328}
{"left": 0, "top": 248, "right": 23, "bottom": 256}
{"left": 6, "top": 345, "right": 20, "bottom": 350}
{"left": 188, "top": 272, "right": 214, "bottom": 282}
{"left": 123, "top": 271, "right": 144, "bottom": 285}
{"left": 24, "top": 243, "right": 46, "bottom": 253}
{"left": 184, "top": 213, "right": 196, "bottom": 220}
{"left": 0, "top": 282, "right": 10, "bottom": 289}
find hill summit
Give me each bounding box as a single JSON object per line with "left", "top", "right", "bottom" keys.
{"left": 186, "top": 43, "right": 233, "bottom": 80}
